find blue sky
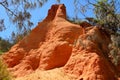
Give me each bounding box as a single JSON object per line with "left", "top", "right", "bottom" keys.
{"left": 0, "top": 0, "right": 94, "bottom": 39}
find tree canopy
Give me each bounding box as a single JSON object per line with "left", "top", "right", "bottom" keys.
{"left": 0, "top": 0, "right": 119, "bottom": 34}
{"left": 0, "top": 0, "right": 49, "bottom": 32}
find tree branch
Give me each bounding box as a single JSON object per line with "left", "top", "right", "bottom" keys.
{"left": 0, "top": 1, "right": 17, "bottom": 17}
{"left": 0, "top": 0, "right": 6, "bottom": 4}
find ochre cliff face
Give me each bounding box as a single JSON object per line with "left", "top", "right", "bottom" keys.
{"left": 2, "top": 4, "right": 120, "bottom": 80}
{"left": 64, "top": 27, "right": 117, "bottom": 80}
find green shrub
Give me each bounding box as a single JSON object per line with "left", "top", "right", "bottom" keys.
{"left": 0, "top": 37, "right": 14, "bottom": 53}
{"left": 109, "top": 35, "right": 120, "bottom": 66}
{"left": 0, "top": 58, "right": 12, "bottom": 80}
{"left": 0, "top": 50, "right": 3, "bottom": 55}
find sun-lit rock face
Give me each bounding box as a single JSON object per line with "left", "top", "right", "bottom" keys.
{"left": 64, "top": 27, "right": 118, "bottom": 80}
{"left": 2, "top": 4, "right": 83, "bottom": 77}
{"left": 2, "top": 4, "right": 120, "bottom": 80}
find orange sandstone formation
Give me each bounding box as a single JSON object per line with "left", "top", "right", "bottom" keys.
{"left": 2, "top": 4, "right": 120, "bottom": 80}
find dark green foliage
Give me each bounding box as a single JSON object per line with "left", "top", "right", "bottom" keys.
{"left": 93, "top": 0, "right": 120, "bottom": 66}
{"left": 109, "top": 35, "right": 120, "bottom": 66}
{"left": 0, "top": 37, "right": 13, "bottom": 53}
{"left": 73, "top": 0, "right": 120, "bottom": 34}
{"left": 94, "top": 0, "right": 120, "bottom": 34}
